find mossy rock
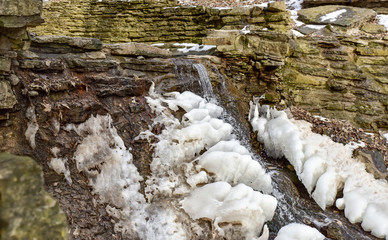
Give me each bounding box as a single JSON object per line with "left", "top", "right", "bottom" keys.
{"left": 361, "top": 23, "right": 387, "bottom": 34}
{"left": 0, "top": 153, "right": 68, "bottom": 240}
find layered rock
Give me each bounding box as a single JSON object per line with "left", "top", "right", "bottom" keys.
{"left": 32, "top": 0, "right": 292, "bottom": 43}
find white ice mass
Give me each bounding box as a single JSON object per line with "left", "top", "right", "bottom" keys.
{"left": 274, "top": 223, "right": 325, "bottom": 240}
{"left": 63, "top": 86, "right": 276, "bottom": 239}
{"left": 138, "top": 85, "right": 276, "bottom": 239}
{"left": 181, "top": 182, "right": 276, "bottom": 239}
{"left": 249, "top": 103, "right": 388, "bottom": 239}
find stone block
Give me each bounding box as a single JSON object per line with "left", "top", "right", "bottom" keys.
{"left": 0, "top": 81, "right": 17, "bottom": 109}
{"left": 0, "top": 56, "right": 11, "bottom": 72}
{"left": 298, "top": 5, "right": 376, "bottom": 28}
{"left": 104, "top": 42, "right": 171, "bottom": 57}
{"left": 267, "top": 2, "right": 287, "bottom": 12}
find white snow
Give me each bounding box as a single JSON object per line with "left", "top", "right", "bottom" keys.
{"left": 383, "top": 132, "right": 388, "bottom": 143}
{"left": 377, "top": 15, "right": 388, "bottom": 30}
{"left": 275, "top": 223, "right": 325, "bottom": 240}
{"left": 305, "top": 24, "right": 326, "bottom": 30}
{"left": 181, "top": 182, "right": 277, "bottom": 239}
{"left": 151, "top": 43, "right": 165, "bottom": 47}
{"left": 172, "top": 43, "right": 216, "bottom": 53}
{"left": 241, "top": 25, "right": 251, "bottom": 34}
{"left": 320, "top": 9, "right": 347, "bottom": 22}
{"left": 291, "top": 29, "right": 304, "bottom": 37}
{"left": 249, "top": 103, "right": 388, "bottom": 239}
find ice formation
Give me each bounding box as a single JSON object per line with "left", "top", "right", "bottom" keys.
{"left": 274, "top": 223, "right": 325, "bottom": 240}
{"left": 25, "top": 106, "right": 39, "bottom": 149}
{"left": 62, "top": 86, "right": 276, "bottom": 239}
{"left": 181, "top": 182, "right": 276, "bottom": 239}
{"left": 49, "top": 147, "right": 72, "bottom": 184}
{"left": 138, "top": 86, "right": 276, "bottom": 238}
{"left": 249, "top": 103, "right": 388, "bottom": 239}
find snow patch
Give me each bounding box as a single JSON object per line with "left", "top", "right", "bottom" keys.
{"left": 377, "top": 15, "right": 388, "bottom": 30}
{"left": 292, "top": 29, "right": 305, "bottom": 37}
{"left": 275, "top": 223, "right": 325, "bottom": 240}
{"left": 320, "top": 9, "right": 347, "bottom": 22}
{"left": 383, "top": 132, "right": 388, "bottom": 143}
{"left": 173, "top": 43, "right": 216, "bottom": 53}
{"left": 241, "top": 25, "right": 251, "bottom": 34}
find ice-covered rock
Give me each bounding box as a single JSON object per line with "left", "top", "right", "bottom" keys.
{"left": 250, "top": 102, "right": 388, "bottom": 239}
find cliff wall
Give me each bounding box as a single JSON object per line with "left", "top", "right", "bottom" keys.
{"left": 32, "top": 0, "right": 291, "bottom": 43}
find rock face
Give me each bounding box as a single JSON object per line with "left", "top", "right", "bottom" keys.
{"left": 0, "top": 152, "right": 68, "bottom": 240}
{"left": 208, "top": 29, "right": 388, "bottom": 130}
{"left": 0, "top": 0, "right": 43, "bottom": 28}
{"left": 31, "top": 0, "right": 292, "bottom": 43}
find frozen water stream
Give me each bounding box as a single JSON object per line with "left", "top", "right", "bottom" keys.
{"left": 58, "top": 60, "right": 386, "bottom": 239}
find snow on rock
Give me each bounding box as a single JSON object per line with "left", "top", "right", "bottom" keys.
{"left": 274, "top": 223, "right": 325, "bottom": 240}
{"left": 320, "top": 9, "right": 347, "bottom": 22}
{"left": 383, "top": 132, "right": 388, "bottom": 143}
{"left": 181, "top": 182, "right": 276, "bottom": 240}
{"left": 249, "top": 102, "right": 388, "bottom": 239}
{"left": 172, "top": 43, "right": 216, "bottom": 54}
{"left": 377, "top": 15, "right": 388, "bottom": 30}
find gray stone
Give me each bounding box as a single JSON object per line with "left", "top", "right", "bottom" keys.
{"left": 8, "top": 74, "right": 20, "bottom": 86}
{"left": 355, "top": 149, "right": 387, "bottom": 179}
{"left": 0, "top": 56, "right": 11, "bottom": 72}
{"left": 296, "top": 25, "right": 323, "bottom": 35}
{"left": 104, "top": 42, "right": 172, "bottom": 57}
{"left": 0, "top": 81, "right": 17, "bottom": 109}
{"left": 0, "top": 153, "right": 68, "bottom": 240}
{"left": 298, "top": 5, "right": 376, "bottom": 28}
{"left": 31, "top": 36, "right": 102, "bottom": 53}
